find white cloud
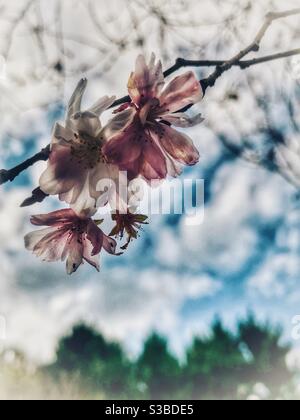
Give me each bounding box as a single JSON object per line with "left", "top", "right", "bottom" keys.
{"left": 0, "top": 188, "right": 30, "bottom": 250}
{"left": 248, "top": 252, "right": 300, "bottom": 299}
{"left": 0, "top": 254, "right": 221, "bottom": 362}
{"left": 286, "top": 347, "right": 300, "bottom": 372}
{"left": 0, "top": 0, "right": 300, "bottom": 364}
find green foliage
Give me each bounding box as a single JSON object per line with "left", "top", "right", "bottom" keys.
{"left": 185, "top": 318, "right": 246, "bottom": 399}
{"left": 39, "top": 315, "right": 294, "bottom": 400}
{"left": 237, "top": 314, "right": 291, "bottom": 398}
{"left": 135, "top": 334, "right": 181, "bottom": 399}
{"left": 47, "top": 324, "right": 133, "bottom": 398}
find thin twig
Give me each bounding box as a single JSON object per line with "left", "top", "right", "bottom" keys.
{"left": 0, "top": 146, "right": 50, "bottom": 185}
{"left": 3, "top": 0, "right": 36, "bottom": 59}
{"left": 163, "top": 48, "right": 300, "bottom": 73}
{"left": 20, "top": 187, "right": 49, "bottom": 207}
{"left": 201, "top": 8, "right": 300, "bottom": 91}
{"left": 238, "top": 48, "right": 300, "bottom": 68}
{"left": 1, "top": 8, "right": 300, "bottom": 202}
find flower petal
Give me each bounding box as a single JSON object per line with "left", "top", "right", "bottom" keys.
{"left": 165, "top": 154, "right": 183, "bottom": 178}
{"left": 117, "top": 159, "right": 141, "bottom": 181}
{"left": 103, "top": 107, "right": 136, "bottom": 140}
{"left": 128, "top": 53, "right": 164, "bottom": 105}
{"left": 90, "top": 163, "right": 129, "bottom": 213}
{"left": 161, "top": 112, "right": 204, "bottom": 128}
{"left": 86, "top": 220, "right": 104, "bottom": 256}
{"left": 102, "top": 234, "right": 117, "bottom": 255}
{"left": 140, "top": 137, "right": 167, "bottom": 181}
{"left": 90, "top": 162, "right": 117, "bottom": 206}
{"left": 67, "top": 78, "right": 88, "bottom": 121}
{"left": 156, "top": 124, "right": 200, "bottom": 166}
{"left": 52, "top": 123, "right": 75, "bottom": 146}
{"left": 30, "top": 209, "right": 77, "bottom": 226}
{"left": 24, "top": 227, "right": 57, "bottom": 250}
{"left": 159, "top": 71, "right": 203, "bottom": 113}
{"left": 83, "top": 239, "right": 100, "bottom": 271}
{"left": 70, "top": 111, "right": 102, "bottom": 137}
{"left": 66, "top": 81, "right": 114, "bottom": 137}
{"left": 39, "top": 143, "right": 86, "bottom": 197}
{"left": 66, "top": 235, "right": 84, "bottom": 274}
{"left": 88, "top": 95, "right": 116, "bottom": 116}
{"left": 25, "top": 226, "right": 70, "bottom": 262}
{"left": 109, "top": 169, "right": 131, "bottom": 214}
{"left": 66, "top": 172, "right": 97, "bottom": 216}
{"left": 103, "top": 120, "right": 143, "bottom": 166}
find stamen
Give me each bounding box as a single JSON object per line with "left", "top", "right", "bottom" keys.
{"left": 70, "top": 132, "right": 104, "bottom": 169}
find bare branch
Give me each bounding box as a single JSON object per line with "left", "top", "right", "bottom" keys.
{"left": 163, "top": 48, "right": 300, "bottom": 73}
{"left": 20, "top": 187, "right": 49, "bottom": 207}
{"left": 238, "top": 48, "right": 300, "bottom": 69}
{"left": 0, "top": 146, "right": 50, "bottom": 185}
{"left": 1, "top": 8, "right": 300, "bottom": 199}
{"left": 201, "top": 8, "right": 300, "bottom": 91}
{"left": 3, "top": 0, "right": 36, "bottom": 59}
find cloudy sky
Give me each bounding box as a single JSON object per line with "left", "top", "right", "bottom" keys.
{"left": 0, "top": 0, "right": 300, "bottom": 364}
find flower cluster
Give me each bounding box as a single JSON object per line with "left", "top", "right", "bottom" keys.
{"left": 25, "top": 54, "right": 204, "bottom": 274}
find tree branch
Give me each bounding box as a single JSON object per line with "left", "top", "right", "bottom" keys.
{"left": 238, "top": 48, "right": 300, "bottom": 69}
{"left": 0, "top": 145, "right": 50, "bottom": 185}
{"left": 20, "top": 187, "right": 49, "bottom": 207}
{"left": 201, "top": 8, "right": 300, "bottom": 91}
{"left": 0, "top": 8, "right": 300, "bottom": 203}
{"left": 162, "top": 48, "right": 300, "bottom": 73}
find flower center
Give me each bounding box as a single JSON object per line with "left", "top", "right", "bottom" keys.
{"left": 139, "top": 98, "right": 160, "bottom": 126}
{"left": 69, "top": 219, "right": 89, "bottom": 245}
{"left": 71, "top": 219, "right": 88, "bottom": 235}
{"left": 70, "top": 132, "right": 105, "bottom": 169}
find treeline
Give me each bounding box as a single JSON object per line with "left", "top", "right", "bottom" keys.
{"left": 39, "top": 315, "right": 295, "bottom": 400}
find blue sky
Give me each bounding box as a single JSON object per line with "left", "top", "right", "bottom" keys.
{"left": 0, "top": 0, "right": 300, "bottom": 363}
{"left": 1, "top": 106, "right": 299, "bottom": 362}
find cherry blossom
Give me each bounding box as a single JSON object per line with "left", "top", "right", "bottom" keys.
{"left": 103, "top": 54, "right": 204, "bottom": 181}
{"left": 110, "top": 211, "right": 149, "bottom": 250}
{"left": 24, "top": 208, "right": 118, "bottom": 274}
{"left": 19, "top": 55, "right": 206, "bottom": 272}
{"left": 39, "top": 78, "right": 119, "bottom": 215}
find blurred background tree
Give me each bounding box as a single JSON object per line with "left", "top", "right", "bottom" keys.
{"left": 46, "top": 324, "right": 133, "bottom": 398}
{"left": 184, "top": 318, "right": 246, "bottom": 399}
{"left": 0, "top": 0, "right": 300, "bottom": 401}
{"left": 237, "top": 314, "right": 292, "bottom": 398}
{"left": 0, "top": 315, "right": 289, "bottom": 400}
{"left": 134, "top": 333, "right": 181, "bottom": 399}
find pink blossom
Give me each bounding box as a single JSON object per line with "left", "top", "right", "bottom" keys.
{"left": 103, "top": 54, "right": 204, "bottom": 181}
{"left": 39, "top": 79, "right": 119, "bottom": 214}
{"left": 24, "top": 209, "right": 117, "bottom": 274}
{"left": 110, "top": 211, "right": 148, "bottom": 250}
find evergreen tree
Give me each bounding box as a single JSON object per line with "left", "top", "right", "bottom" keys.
{"left": 185, "top": 318, "right": 246, "bottom": 399}
{"left": 135, "top": 333, "right": 181, "bottom": 399}
{"left": 48, "top": 324, "right": 132, "bottom": 398}
{"left": 237, "top": 314, "right": 292, "bottom": 398}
